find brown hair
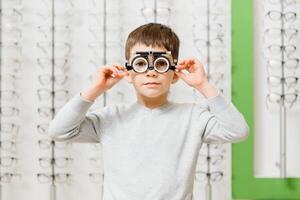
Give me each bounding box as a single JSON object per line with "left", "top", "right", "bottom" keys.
{"left": 125, "top": 23, "right": 180, "bottom": 62}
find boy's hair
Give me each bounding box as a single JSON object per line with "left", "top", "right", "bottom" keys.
{"left": 125, "top": 23, "right": 180, "bottom": 62}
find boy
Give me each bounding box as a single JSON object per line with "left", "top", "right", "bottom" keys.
{"left": 48, "top": 23, "right": 249, "bottom": 200}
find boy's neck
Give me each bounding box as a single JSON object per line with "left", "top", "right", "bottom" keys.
{"left": 136, "top": 92, "right": 169, "bottom": 110}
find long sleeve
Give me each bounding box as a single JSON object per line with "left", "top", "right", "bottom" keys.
{"left": 48, "top": 93, "right": 111, "bottom": 143}
{"left": 196, "top": 93, "right": 249, "bottom": 144}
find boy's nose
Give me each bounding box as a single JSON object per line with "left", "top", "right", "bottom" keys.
{"left": 146, "top": 67, "right": 158, "bottom": 77}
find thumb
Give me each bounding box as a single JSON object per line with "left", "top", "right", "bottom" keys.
{"left": 111, "top": 70, "right": 129, "bottom": 82}
{"left": 175, "top": 70, "right": 188, "bottom": 82}
{"left": 113, "top": 71, "right": 128, "bottom": 80}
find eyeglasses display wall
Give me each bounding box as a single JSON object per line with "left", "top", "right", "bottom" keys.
{"left": 188, "top": 0, "right": 231, "bottom": 199}
{"left": 254, "top": 0, "right": 300, "bottom": 178}
{"left": 0, "top": 0, "right": 232, "bottom": 199}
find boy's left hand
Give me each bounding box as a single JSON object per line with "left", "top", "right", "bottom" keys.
{"left": 175, "top": 57, "right": 219, "bottom": 98}
{"left": 175, "top": 57, "right": 208, "bottom": 89}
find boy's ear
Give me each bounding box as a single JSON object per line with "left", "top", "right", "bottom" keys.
{"left": 171, "top": 71, "right": 179, "bottom": 84}
{"left": 124, "top": 71, "right": 133, "bottom": 84}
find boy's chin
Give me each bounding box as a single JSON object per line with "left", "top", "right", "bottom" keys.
{"left": 138, "top": 90, "right": 168, "bottom": 99}
{"left": 140, "top": 92, "right": 161, "bottom": 98}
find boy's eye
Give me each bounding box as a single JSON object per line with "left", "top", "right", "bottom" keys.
{"left": 132, "top": 57, "right": 148, "bottom": 72}
{"left": 136, "top": 61, "right": 147, "bottom": 66}
{"left": 133, "top": 58, "right": 147, "bottom": 67}
{"left": 155, "top": 60, "right": 167, "bottom": 67}
{"left": 154, "top": 57, "right": 169, "bottom": 71}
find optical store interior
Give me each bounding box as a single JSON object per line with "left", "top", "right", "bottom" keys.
{"left": 0, "top": 0, "right": 300, "bottom": 199}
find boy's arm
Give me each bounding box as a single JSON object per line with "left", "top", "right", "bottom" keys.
{"left": 197, "top": 92, "right": 249, "bottom": 143}
{"left": 48, "top": 93, "right": 110, "bottom": 143}
{"left": 175, "top": 57, "right": 248, "bottom": 143}
{"left": 48, "top": 64, "right": 127, "bottom": 142}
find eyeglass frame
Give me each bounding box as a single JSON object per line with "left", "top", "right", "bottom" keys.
{"left": 125, "top": 51, "right": 177, "bottom": 73}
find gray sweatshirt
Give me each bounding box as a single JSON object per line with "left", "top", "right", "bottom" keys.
{"left": 48, "top": 92, "right": 249, "bottom": 200}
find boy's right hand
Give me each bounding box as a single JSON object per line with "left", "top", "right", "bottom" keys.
{"left": 81, "top": 64, "right": 129, "bottom": 102}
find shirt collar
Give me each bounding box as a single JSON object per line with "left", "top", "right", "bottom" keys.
{"left": 133, "top": 100, "right": 174, "bottom": 114}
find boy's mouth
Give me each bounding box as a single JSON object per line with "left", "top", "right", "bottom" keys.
{"left": 144, "top": 82, "right": 160, "bottom": 85}
{"left": 143, "top": 82, "right": 161, "bottom": 87}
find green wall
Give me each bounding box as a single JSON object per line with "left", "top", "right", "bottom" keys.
{"left": 231, "top": 0, "right": 300, "bottom": 199}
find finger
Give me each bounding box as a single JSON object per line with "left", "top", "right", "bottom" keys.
{"left": 113, "top": 63, "right": 126, "bottom": 71}
{"left": 110, "top": 66, "right": 120, "bottom": 78}
{"left": 105, "top": 66, "right": 119, "bottom": 78}
{"left": 175, "top": 71, "right": 190, "bottom": 84}
{"left": 175, "top": 70, "right": 188, "bottom": 81}
{"left": 188, "top": 58, "right": 203, "bottom": 67}
{"left": 111, "top": 65, "right": 129, "bottom": 79}
{"left": 177, "top": 58, "right": 194, "bottom": 69}
{"left": 115, "top": 70, "right": 129, "bottom": 78}
{"left": 101, "top": 65, "right": 115, "bottom": 72}
{"left": 176, "top": 63, "right": 185, "bottom": 69}
{"left": 186, "top": 60, "right": 194, "bottom": 68}
{"left": 185, "top": 58, "right": 199, "bottom": 71}
{"left": 176, "top": 62, "right": 189, "bottom": 70}
{"left": 178, "top": 59, "right": 187, "bottom": 65}
{"left": 177, "top": 63, "right": 193, "bottom": 72}
{"left": 190, "top": 60, "right": 200, "bottom": 70}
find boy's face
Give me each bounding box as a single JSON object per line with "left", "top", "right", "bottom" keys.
{"left": 125, "top": 43, "right": 179, "bottom": 99}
